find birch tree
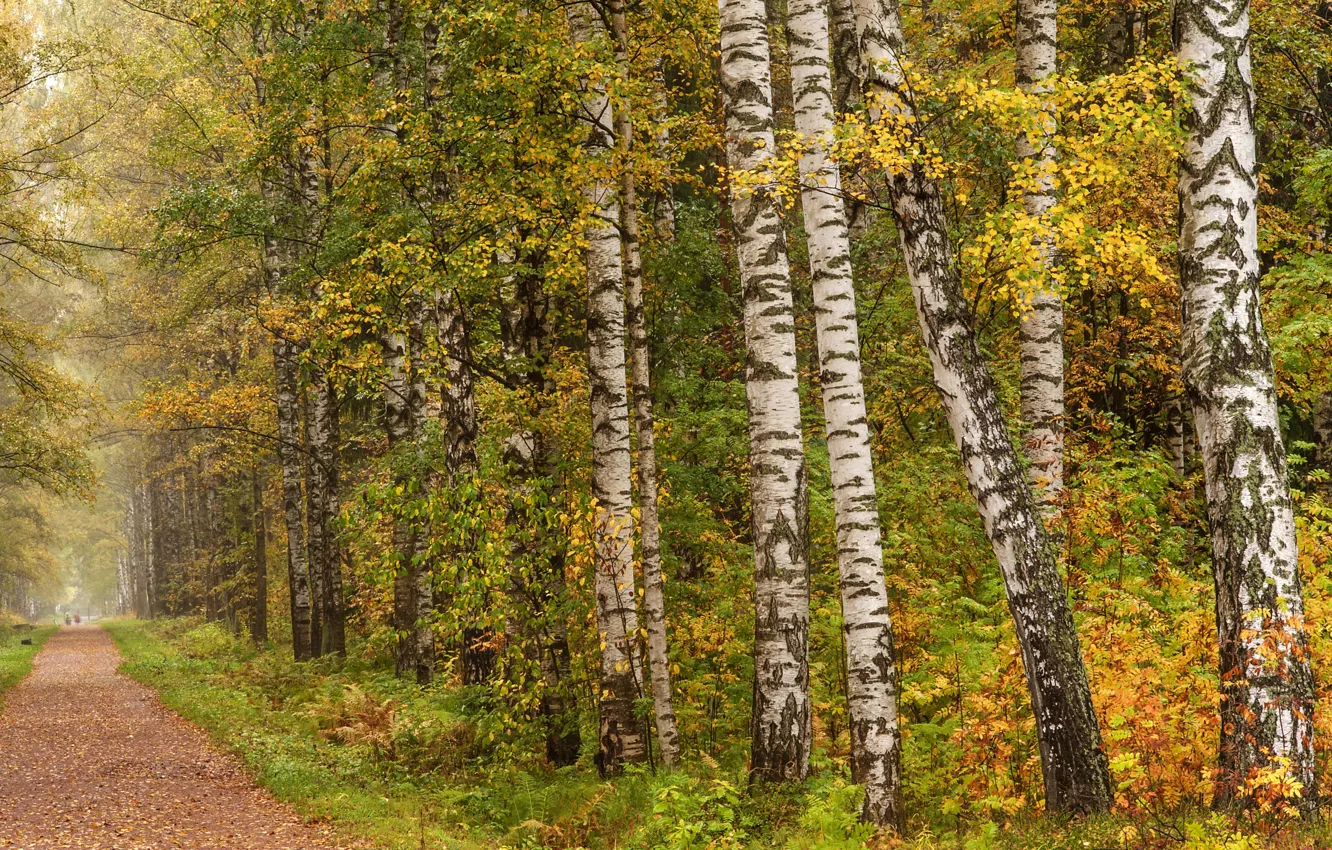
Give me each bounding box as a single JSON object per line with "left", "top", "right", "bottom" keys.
{"left": 568, "top": 0, "right": 647, "bottom": 773}
{"left": 719, "top": 0, "right": 812, "bottom": 783}
{"left": 273, "top": 336, "right": 313, "bottom": 662}
{"left": 849, "top": 0, "right": 1112, "bottom": 813}
{"left": 306, "top": 377, "right": 343, "bottom": 656}
{"left": 608, "top": 0, "right": 682, "bottom": 769}
{"left": 1014, "top": 0, "right": 1063, "bottom": 511}
{"left": 1174, "top": 0, "right": 1317, "bottom": 808}
{"left": 786, "top": 0, "right": 900, "bottom": 826}
{"left": 251, "top": 468, "right": 268, "bottom": 645}
{"left": 500, "top": 246, "right": 580, "bottom": 766}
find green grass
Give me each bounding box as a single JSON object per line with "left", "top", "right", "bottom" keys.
{"left": 101, "top": 618, "right": 871, "bottom": 850}
{"left": 104, "top": 618, "right": 484, "bottom": 850}
{"left": 100, "top": 618, "right": 1332, "bottom": 850}
{"left": 0, "top": 624, "right": 55, "bottom": 710}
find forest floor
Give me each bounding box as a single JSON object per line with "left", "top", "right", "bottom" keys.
{"left": 0, "top": 625, "right": 342, "bottom": 848}
{"left": 87, "top": 617, "right": 1332, "bottom": 850}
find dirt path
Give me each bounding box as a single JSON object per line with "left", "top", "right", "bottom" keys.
{"left": 0, "top": 625, "right": 340, "bottom": 849}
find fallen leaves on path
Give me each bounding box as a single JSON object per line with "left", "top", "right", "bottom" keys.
{"left": 0, "top": 626, "right": 341, "bottom": 849}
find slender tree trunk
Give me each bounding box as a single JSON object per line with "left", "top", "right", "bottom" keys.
{"left": 849, "top": 0, "right": 1112, "bottom": 813}
{"left": 423, "top": 19, "right": 489, "bottom": 685}
{"left": 1174, "top": 0, "right": 1317, "bottom": 810}
{"left": 568, "top": 0, "right": 648, "bottom": 774}
{"left": 274, "top": 338, "right": 314, "bottom": 662}
{"left": 828, "top": 0, "right": 869, "bottom": 236}
{"left": 382, "top": 324, "right": 432, "bottom": 683}
{"left": 307, "top": 375, "right": 344, "bottom": 655}
{"left": 719, "top": 0, "right": 813, "bottom": 784}
{"left": 1166, "top": 396, "right": 1188, "bottom": 479}
{"left": 787, "top": 0, "right": 901, "bottom": 825}
{"left": 608, "top": 0, "right": 682, "bottom": 769}
{"left": 130, "top": 481, "right": 150, "bottom": 618}
{"left": 301, "top": 391, "right": 325, "bottom": 655}
{"left": 439, "top": 287, "right": 492, "bottom": 684}
{"left": 651, "top": 77, "right": 677, "bottom": 239}
{"left": 116, "top": 551, "right": 128, "bottom": 616}
{"left": 407, "top": 307, "right": 435, "bottom": 683}
{"left": 1015, "top": 0, "right": 1064, "bottom": 512}
{"left": 829, "top": 0, "right": 863, "bottom": 116}
{"left": 500, "top": 247, "right": 582, "bottom": 766}
{"left": 370, "top": 0, "right": 432, "bottom": 685}
{"left": 252, "top": 468, "right": 269, "bottom": 645}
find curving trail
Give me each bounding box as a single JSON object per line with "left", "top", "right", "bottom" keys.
{"left": 0, "top": 625, "right": 339, "bottom": 849}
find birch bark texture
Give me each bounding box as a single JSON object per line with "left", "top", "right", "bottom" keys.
{"left": 849, "top": 0, "right": 1112, "bottom": 813}
{"left": 1014, "top": 0, "right": 1064, "bottom": 511}
{"left": 1173, "top": 0, "right": 1317, "bottom": 808}
{"left": 273, "top": 337, "right": 313, "bottom": 662}
{"left": 609, "top": 0, "right": 682, "bottom": 768}
{"left": 568, "top": 1, "right": 648, "bottom": 773}
{"left": 306, "top": 377, "right": 344, "bottom": 656}
{"left": 718, "top": 0, "right": 812, "bottom": 783}
{"left": 786, "top": 0, "right": 901, "bottom": 826}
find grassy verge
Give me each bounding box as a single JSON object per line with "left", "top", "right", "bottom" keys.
{"left": 104, "top": 618, "right": 485, "bottom": 850}
{"left": 101, "top": 618, "right": 1326, "bottom": 850}
{"left": 0, "top": 624, "right": 55, "bottom": 709}
{"left": 100, "top": 618, "right": 877, "bottom": 850}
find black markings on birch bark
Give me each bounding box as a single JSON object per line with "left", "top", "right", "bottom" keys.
{"left": 609, "top": 0, "right": 682, "bottom": 769}
{"left": 1174, "top": 0, "right": 1317, "bottom": 810}
{"left": 719, "top": 0, "right": 813, "bottom": 784}
{"left": 850, "top": 0, "right": 1112, "bottom": 813}
{"left": 1015, "top": 0, "right": 1064, "bottom": 514}
{"left": 381, "top": 324, "right": 428, "bottom": 682}
{"left": 568, "top": 0, "right": 648, "bottom": 774}
{"left": 828, "top": 0, "right": 870, "bottom": 236}
{"left": 786, "top": 0, "right": 901, "bottom": 826}
{"left": 273, "top": 337, "right": 313, "bottom": 662}
{"left": 306, "top": 377, "right": 343, "bottom": 656}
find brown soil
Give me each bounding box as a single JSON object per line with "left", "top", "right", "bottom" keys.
{"left": 0, "top": 625, "right": 340, "bottom": 849}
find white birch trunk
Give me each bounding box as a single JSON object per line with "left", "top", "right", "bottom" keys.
{"left": 1015, "top": 0, "right": 1064, "bottom": 512}
{"left": 382, "top": 325, "right": 430, "bottom": 683}
{"left": 569, "top": 1, "right": 648, "bottom": 773}
{"left": 307, "top": 377, "right": 343, "bottom": 656}
{"left": 651, "top": 72, "right": 677, "bottom": 239}
{"left": 719, "top": 0, "right": 812, "bottom": 783}
{"left": 1174, "top": 0, "right": 1317, "bottom": 808}
{"left": 849, "top": 0, "right": 1112, "bottom": 812}
{"left": 787, "top": 0, "right": 900, "bottom": 826}
{"left": 273, "top": 336, "right": 313, "bottom": 662}
{"left": 609, "top": 0, "right": 682, "bottom": 769}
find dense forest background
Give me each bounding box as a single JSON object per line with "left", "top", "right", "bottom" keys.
{"left": 0, "top": 0, "right": 1331, "bottom": 845}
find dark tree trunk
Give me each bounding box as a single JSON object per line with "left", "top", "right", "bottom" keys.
{"left": 274, "top": 338, "right": 314, "bottom": 662}
{"left": 251, "top": 468, "right": 269, "bottom": 645}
